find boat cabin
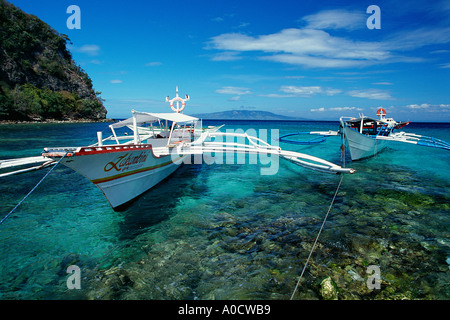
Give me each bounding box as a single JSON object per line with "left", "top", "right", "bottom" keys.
{"left": 345, "top": 117, "right": 392, "bottom": 137}
{"left": 97, "top": 111, "right": 200, "bottom": 148}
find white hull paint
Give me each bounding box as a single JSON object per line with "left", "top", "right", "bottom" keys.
{"left": 343, "top": 126, "right": 387, "bottom": 161}
{"left": 59, "top": 145, "right": 186, "bottom": 208}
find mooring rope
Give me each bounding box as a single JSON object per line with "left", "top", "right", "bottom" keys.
{"left": 290, "top": 173, "right": 345, "bottom": 300}
{"left": 0, "top": 153, "right": 67, "bottom": 226}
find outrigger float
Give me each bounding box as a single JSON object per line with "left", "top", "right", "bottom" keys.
{"left": 1, "top": 88, "right": 354, "bottom": 209}
{"left": 279, "top": 108, "right": 450, "bottom": 161}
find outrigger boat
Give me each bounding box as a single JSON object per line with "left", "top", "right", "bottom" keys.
{"left": 1, "top": 88, "right": 355, "bottom": 209}
{"left": 279, "top": 108, "right": 450, "bottom": 161}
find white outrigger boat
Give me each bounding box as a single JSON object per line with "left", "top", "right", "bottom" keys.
{"left": 1, "top": 88, "right": 355, "bottom": 209}
{"left": 279, "top": 108, "right": 450, "bottom": 161}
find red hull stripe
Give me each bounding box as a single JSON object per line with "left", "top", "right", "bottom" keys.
{"left": 91, "top": 156, "right": 183, "bottom": 184}
{"left": 76, "top": 144, "right": 153, "bottom": 156}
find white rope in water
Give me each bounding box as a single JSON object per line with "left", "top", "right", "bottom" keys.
{"left": 0, "top": 153, "right": 67, "bottom": 226}
{"left": 290, "top": 173, "right": 345, "bottom": 300}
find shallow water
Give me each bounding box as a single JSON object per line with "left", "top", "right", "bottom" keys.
{"left": 0, "top": 120, "right": 448, "bottom": 299}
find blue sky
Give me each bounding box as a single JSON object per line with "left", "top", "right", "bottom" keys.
{"left": 8, "top": 0, "right": 450, "bottom": 121}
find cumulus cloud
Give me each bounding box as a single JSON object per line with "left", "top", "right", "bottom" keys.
{"left": 329, "top": 106, "right": 363, "bottom": 111}
{"left": 264, "top": 86, "right": 392, "bottom": 101}
{"left": 347, "top": 89, "right": 393, "bottom": 100}
{"left": 69, "top": 44, "right": 101, "bottom": 56}
{"left": 145, "top": 62, "right": 162, "bottom": 66}
{"left": 405, "top": 103, "right": 450, "bottom": 112}
{"left": 406, "top": 103, "right": 430, "bottom": 109}
{"left": 311, "top": 106, "right": 363, "bottom": 112}
{"left": 207, "top": 9, "right": 450, "bottom": 69}
{"left": 216, "top": 86, "right": 252, "bottom": 101}
{"left": 209, "top": 28, "right": 391, "bottom": 68}
{"left": 280, "top": 85, "right": 323, "bottom": 96}
{"left": 301, "top": 9, "right": 366, "bottom": 31}
{"left": 216, "top": 86, "right": 251, "bottom": 95}
{"left": 263, "top": 85, "right": 342, "bottom": 98}
{"left": 211, "top": 51, "right": 242, "bottom": 61}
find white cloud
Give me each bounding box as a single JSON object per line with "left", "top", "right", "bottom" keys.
{"left": 211, "top": 51, "right": 242, "bottom": 61}
{"left": 405, "top": 103, "right": 450, "bottom": 112}
{"left": 373, "top": 82, "right": 393, "bottom": 85}
{"left": 262, "top": 54, "right": 371, "bottom": 68}
{"left": 145, "top": 62, "right": 162, "bottom": 66}
{"left": 110, "top": 79, "right": 123, "bottom": 84}
{"left": 215, "top": 86, "right": 251, "bottom": 95}
{"left": 207, "top": 9, "right": 450, "bottom": 69}
{"left": 216, "top": 86, "right": 251, "bottom": 100}
{"left": 70, "top": 44, "right": 100, "bottom": 56}
{"left": 301, "top": 9, "right": 366, "bottom": 31}
{"left": 406, "top": 103, "right": 430, "bottom": 109}
{"left": 211, "top": 28, "right": 388, "bottom": 60}
{"left": 311, "top": 106, "right": 363, "bottom": 112}
{"left": 280, "top": 85, "right": 323, "bottom": 96}
{"left": 324, "top": 88, "right": 343, "bottom": 95}
{"left": 329, "top": 106, "right": 363, "bottom": 111}
{"left": 209, "top": 28, "right": 391, "bottom": 69}
{"left": 385, "top": 27, "right": 450, "bottom": 51}
{"left": 236, "top": 22, "right": 250, "bottom": 29}
{"left": 347, "top": 89, "right": 393, "bottom": 100}
{"left": 280, "top": 85, "right": 341, "bottom": 96}
{"left": 262, "top": 85, "right": 341, "bottom": 98}
{"left": 262, "top": 93, "right": 294, "bottom": 98}
{"left": 284, "top": 75, "right": 306, "bottom": 79}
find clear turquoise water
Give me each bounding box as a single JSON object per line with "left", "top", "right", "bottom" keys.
{"left": 0, "top": 120, "right": 449, "bottom": 299}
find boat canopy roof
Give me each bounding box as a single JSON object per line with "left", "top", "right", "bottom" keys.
{"left": 110, "top": 111, "right": 199, "bottom": 129}
{"left": 344, "top": 116, "right": 378, "bottom": 124}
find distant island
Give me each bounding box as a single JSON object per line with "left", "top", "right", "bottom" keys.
{"left": 0, "top": 0, "right": 107, "bottom": 122}
{"left": 193, "top": 110, "right": 309, "bottom": 120}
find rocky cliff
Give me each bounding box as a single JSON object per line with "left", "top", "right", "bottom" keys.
{"left": 0, "top": 0, "right": 107, "bottom": 121}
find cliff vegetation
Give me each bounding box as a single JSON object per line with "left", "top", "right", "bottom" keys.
{"left": 0, "top": 0, "right": 107, "bottom": 121}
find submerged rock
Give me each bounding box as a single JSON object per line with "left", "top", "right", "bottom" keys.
{"left": 320, "top": 276, "right": 339, "bottom": 300}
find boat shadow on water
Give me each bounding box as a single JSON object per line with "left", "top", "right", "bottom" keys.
{"left": 115, "top": 163, "right": 203, "bottom": 241}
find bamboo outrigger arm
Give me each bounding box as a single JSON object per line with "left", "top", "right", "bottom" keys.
{"left": 174, "top": 131, "right": 355, "bottom": 174}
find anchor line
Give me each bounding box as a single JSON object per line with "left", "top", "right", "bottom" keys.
{"left": 290, "top": 173, "right": 345, "bottom": 300}
{"left": 0, "top": 152, "right": 68, "bottom": 226}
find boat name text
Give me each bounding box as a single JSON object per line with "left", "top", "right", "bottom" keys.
{"left": 104, "top": 152, "right": 149, "bottom": 172}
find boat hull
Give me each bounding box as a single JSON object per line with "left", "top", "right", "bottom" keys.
{"left": 343, "top": 126, "right": 387, "bottom": 161}
{"left": 45, "top": 144, "right": 186, "bottom": 208}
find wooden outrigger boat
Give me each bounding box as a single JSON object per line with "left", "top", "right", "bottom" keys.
{"left": 1, "top": 88, "right": 355, "bottom": 209}
{"left": 279, "top": 108, "right": 449, "bottom": 161}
